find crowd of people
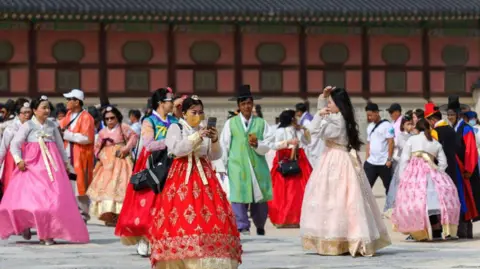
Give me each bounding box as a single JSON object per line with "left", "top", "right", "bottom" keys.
{"left": 0, "top": 84, "right": 478, "bottom": 268}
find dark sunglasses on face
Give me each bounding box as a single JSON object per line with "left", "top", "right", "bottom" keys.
{"left": 66, "top": 98, "right": 78, "bottom": 102}
{"left": 105, "top": 116, "right": 116, "bottom": 121}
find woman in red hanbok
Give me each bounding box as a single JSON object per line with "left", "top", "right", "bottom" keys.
{"left": 115, "top": 88, "right": 176, "bottom": 257}
{"left": 268, "top": 109, "right": 312, "bottom": 228}
{"left": 149, "top": 96, "right": 242, "bottom": 269}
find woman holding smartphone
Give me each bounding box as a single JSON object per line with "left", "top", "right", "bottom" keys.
{"left": 87, "top": 106, "right": 138, "bottom": 226}
{"left": 148, "top": 95, "right": 242, "bottom": 269}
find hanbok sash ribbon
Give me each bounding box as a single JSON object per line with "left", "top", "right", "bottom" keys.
{"left": 411, "top": 151, "right": 437, "bottom": 169}
{"left": 324, "top": 140, "right": 363, "bottom": 171}
{"left": 185, "top": 152, "right": 208, "bottom": 185}
{"left": 36, "top": 131, "right": 58, "bottom": 182}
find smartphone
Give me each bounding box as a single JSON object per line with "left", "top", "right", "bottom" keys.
{"left": 207, "top": 117, "right": 217, "bottom": 129}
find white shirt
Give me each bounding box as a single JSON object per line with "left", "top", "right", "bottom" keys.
{"left": 366, "top": 120, "right": 395, "bottom": 165}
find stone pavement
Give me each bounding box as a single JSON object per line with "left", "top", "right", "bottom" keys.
{"left": 2, "top": 182, "right": 480, "bottom": 269}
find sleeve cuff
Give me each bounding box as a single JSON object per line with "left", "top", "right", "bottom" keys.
{"left": 188, "top": 132, "right": 203, "bottom": 148}
{"left": 13, "top": 155, "right": 23, "bottom": 164}
{"left": 63, "top": 130, "right": 73, "bottom": 141}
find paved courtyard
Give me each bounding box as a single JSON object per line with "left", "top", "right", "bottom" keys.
{"left": 2, "top": 183, "right": 480, "bottom": 269}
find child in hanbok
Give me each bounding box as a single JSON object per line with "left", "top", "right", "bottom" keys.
{"left": 87, "top": 106, "right": 138, "bottom": 226}
{"left": 0, "top": 95, "right": 89, "bottom": 245}
{"left": 391, "top": 119, "right": 460, "bottom": 241}
{"left": 300, "top": 86, "right": 391, "bottom": 256}
{"left": 268, "top": 109, "right": 311, "bottom": 228}
{"left": 384, "top": 114, "right": 414, "bottom": 216}
{"left": 149, "top": 96, "right": 242, "bottom": 269}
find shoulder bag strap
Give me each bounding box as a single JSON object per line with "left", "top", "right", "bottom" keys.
{"left": 369, "top": 119, "right": 388, "bottom": 136}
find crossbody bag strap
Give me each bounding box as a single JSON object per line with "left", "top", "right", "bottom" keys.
{"left": 369, "top": 119, "right": 388, "bottom": 136}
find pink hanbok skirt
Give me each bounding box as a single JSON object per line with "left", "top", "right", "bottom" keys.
{"left": 0, "top": 142, "right": 89, "bottom": 243}
{"left": 391, "top": 156, "right": 460, "bottom": 241}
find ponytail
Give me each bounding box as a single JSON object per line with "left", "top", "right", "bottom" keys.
{"left": 415, "top": 118, "right": 433, "bottom": 141}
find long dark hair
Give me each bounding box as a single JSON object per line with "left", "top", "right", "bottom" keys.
{"left": 415, "top": 118, "right": 433, "bottom": 141}
{"left": 330, "top": 88, "right": 363, "bottom": 151}
{"left": 278, "top": 110, "right": 295, "bottom": 128}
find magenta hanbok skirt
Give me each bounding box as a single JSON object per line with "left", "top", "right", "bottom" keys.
{"left": 0, "top": 142, "right": 89, "bottom": 243}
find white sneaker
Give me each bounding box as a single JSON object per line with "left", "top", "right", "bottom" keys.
{"left": 136, "top": 239, "right": 150, "bottom": 257}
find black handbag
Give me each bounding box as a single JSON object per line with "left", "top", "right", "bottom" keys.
{"left": 277, "top": 147, "right": 301, "bottom": 177}
{"left": 130, "top": 149, "right": 173, "bottom": 194}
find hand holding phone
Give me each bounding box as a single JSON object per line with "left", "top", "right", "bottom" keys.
{"left": 207, "top": 117, "right": 217, "bottom": 129}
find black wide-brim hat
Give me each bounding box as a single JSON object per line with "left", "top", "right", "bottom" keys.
{"left": 438, "top": 95, "right": 470, "bottom": 112}
{"left": 228, "top": 84, "right": 262, "bottom": 101}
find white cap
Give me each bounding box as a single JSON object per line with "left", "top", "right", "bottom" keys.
{"left": 63, "top": 89, "right": 84, "bottom": 101}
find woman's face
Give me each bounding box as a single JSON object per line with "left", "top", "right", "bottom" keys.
{"left": 34, "top": 101, "right": 51, "bottom": 120}
{"left": 104, "top": 111, "right": 119, "bottom": 129}
{"left": 327, "top": 97, "right": 340, "bottom": 113}
{"left": 403, "top": 120, "right": 414, "bottom": 133}
{"left": 184, "top": 105, "right": 204, "bottom": 128}
{"left": 18, "top": 107, "right": 32, "bottom": 123}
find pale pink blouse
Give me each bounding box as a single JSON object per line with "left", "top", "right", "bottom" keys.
{"left": 94, "top": 123, "right": 138, "bottom": 157}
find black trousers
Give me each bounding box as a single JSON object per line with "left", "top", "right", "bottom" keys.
{"left": 363, "top": 161, "right": 392, "bottom": 195}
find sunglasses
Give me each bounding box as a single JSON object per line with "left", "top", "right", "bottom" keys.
{"left": 105, "top": 116, "right": 116, "bottom": 121}
{"left": 66, "top": 98, "right": 78, "bottom": 101}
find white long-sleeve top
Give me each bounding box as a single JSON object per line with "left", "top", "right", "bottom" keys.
{"left": 165, "top": 119, "right": 221, "bottom": 161}
{"left": 393, "top": 131, "right": 411, "bottom": 162}
{"left": 0, "top": 117, "right": 21, "bottom": 164}
{"left": 11, "top": 117, "right": 69, "bottom": 165}
{"left": 308, "top": 95, "right": 348, "bottom": 147}
{"left": 273, "top": 126, "right": 310, "bottom": 150}
{"left": 220, "top": 113, "right": 275, "bottom": 202}
{"left": 399, "top": 132, "right": 447, "bottom": 173}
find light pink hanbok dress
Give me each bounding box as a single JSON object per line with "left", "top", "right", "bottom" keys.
{"left": 300, "top": 95, "right": 391, "bottom": 256}
{"left": 0, "top": 117, "right": 89, "bottom": 242}
{"left": 391, "top": 132, "right": 460, "bottom": 241}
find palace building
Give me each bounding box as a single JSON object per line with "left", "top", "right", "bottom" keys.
{"left": 0, "top": 0, "right": 480, "bottom": 102}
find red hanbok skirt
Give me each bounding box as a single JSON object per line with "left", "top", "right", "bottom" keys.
{"left": 115, "top": 148, "right": 158, "bottom": 245}
{"left": 268, "top": 148, "right": 312, "bottom": 227}
{"left": 149, "top": 156, "right": 242, "bottom": 268}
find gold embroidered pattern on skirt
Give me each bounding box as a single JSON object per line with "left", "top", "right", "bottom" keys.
{"left": 201, "top": 205, "right": 213, "bottom": 223}
{"left": 154, "top": 258, "right": 239, "bottom": 269}
{"left": 183, "top": 205, "right": 196, "bottom": 224}
{"left": 205, "top": 185, "right": 213, "bottom": 200}
{"left": 192, "top": 181, "right": 201, "bottom": 199}
{"left": 302, "top": 235, "right": 391, "bottom": 257}
{"left": 177, "top": 183, "right": 188, "bottom": 201}
{"left": 169, "top": 208, "right": 179, "bottom": 225}
{"left": 156, "top": 208, "right": 165, "bottom": 228}
{"left": 150, "top": 234, "right": 241, "bottom": 262}
{"left": 216, "top": 206, "right": 227, "bottom": 223}
{"left": 166, "top": 184, "right": 176, "bottom": 202}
